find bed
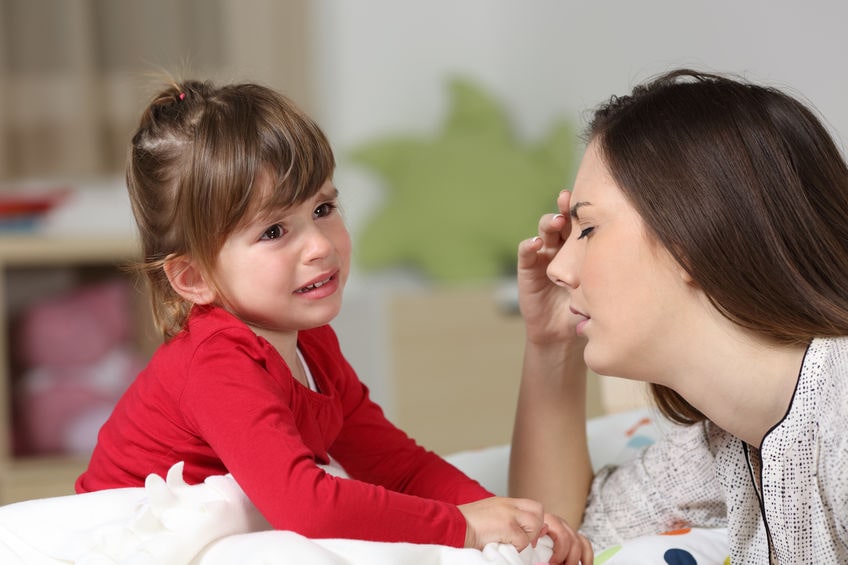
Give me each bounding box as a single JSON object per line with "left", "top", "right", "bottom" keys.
{"left": 0, "top": 408, "right": 728, "bottom": 564}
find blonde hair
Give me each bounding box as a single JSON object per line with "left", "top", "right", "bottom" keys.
{"left": 126, "top": 80, "right": 335, "bottom": 340}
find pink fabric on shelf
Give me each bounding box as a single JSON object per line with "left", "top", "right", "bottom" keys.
{"left": 18, "top": 278, "right": 135, "bottom": 368}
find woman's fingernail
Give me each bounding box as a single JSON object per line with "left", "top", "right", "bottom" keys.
{"left": 553, "top": 213, "right": 565, "bottom": 220}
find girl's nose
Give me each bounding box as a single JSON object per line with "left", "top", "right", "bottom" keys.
{"left": 301, "top": 226, "right": 333, "bottom": 262}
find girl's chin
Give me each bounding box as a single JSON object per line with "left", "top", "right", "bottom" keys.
{"left": 305, "top": 305, "right": 344, "bottom": 328}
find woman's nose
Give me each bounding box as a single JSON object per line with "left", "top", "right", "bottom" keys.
{"left": 547, "top": 238, "right": 579, "bottom": 289}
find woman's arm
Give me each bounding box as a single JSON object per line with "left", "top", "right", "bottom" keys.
{"left": 508, "top": 190, "right": 594, "bottom": 528}
{"left": 510, "top": 339, "right": 592, "bottom": 528}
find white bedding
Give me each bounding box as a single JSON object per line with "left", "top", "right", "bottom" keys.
{"left": 0, "top": 409, "right": 729, "bottom": 564}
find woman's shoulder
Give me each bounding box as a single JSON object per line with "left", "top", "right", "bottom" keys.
{"left": 812, "top": 335, "right": 848, "bottom": 411}
{"left": 803, "top": 337, "right": 848, "bottom": 472}
{"left": 807, "top": 335, "right": 848, "bottom": 363}
{"left": 804, "top": 336, "right": 848, "bottom": 399}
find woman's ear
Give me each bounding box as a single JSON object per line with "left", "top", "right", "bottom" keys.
{"left": 679, "top": 265, "right": 696, "bottom": 285}
{"left": 164, "top": 255, "right": 217, "bottom": 305}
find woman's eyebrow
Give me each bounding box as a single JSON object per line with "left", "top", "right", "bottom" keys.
{"left": 570, "top": 201, "right": 592, "bottom": 219}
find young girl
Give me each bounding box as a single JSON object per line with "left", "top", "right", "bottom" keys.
{"left": 75, "top": 80, "right": 590, "bottom": 563}
{"left": 509, "top": 69, "right": 848, "bottom": 562}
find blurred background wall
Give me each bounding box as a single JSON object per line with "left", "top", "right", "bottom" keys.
{"left": 0, "top": 0, "right": 847, "bottom": 458}
{"left": 3, "top": 0, "right": 847, "bottom": 231}
{"left": 0, "top": 0, "right": 310, "bottom": 179}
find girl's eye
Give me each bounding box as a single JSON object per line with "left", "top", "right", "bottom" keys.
{"left": 577, "top": 226, "right": 595, "bottom": 240}
{"left": 261, "top": 224, "right": 284, "bottom": 240}
{"left": 314, "top": 202, "right": 337, "bottom": 218}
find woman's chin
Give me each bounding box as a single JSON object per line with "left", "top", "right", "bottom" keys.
{"left": 583, "top": 346, "right": 615, "bottom": 378}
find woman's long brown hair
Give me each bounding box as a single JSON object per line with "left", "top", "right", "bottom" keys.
{"left": 586, "top": 70, "right": 848, "bottom": 424}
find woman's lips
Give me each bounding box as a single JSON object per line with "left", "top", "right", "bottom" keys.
{"left": 570, "top": 306, "right": 590, "bottom": 335}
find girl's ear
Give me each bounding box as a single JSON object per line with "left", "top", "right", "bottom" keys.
{"left": 164, "top": 255, "right": 217, "bottom": 305}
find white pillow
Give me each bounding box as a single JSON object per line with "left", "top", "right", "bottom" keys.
{"left": 445, "top": 407, "right": 666, "bottom": 496}
{"left": 595, "top": 527, "right": 729, "bottom": 564}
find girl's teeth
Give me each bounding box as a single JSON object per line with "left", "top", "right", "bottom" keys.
{"left": 298, "top": 277, "right": 331, "bottom": 293}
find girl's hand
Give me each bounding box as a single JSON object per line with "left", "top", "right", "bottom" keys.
{"left": 459, "top": 496, "right": 546, "bottom": 552}
{"left": 458, "top": 497, "right": 593, "bottom": 564}
{"left": 517, "top": 190, "right": 585, "bottom": 346}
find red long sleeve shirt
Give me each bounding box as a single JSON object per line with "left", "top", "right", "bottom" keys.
{"left": 76, "top": 306, "right": 492, "bottom": 546}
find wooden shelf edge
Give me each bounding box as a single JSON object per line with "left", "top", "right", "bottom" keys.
{"left": 0, "top": 455, "right": 90, "bottom": 503}
{"left": 0, "top": 234, "right": 139, "bottom": 265}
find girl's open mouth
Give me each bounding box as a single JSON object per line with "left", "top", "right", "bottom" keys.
{"left": 295, "top": 274, "right": 336, "bottom": 294}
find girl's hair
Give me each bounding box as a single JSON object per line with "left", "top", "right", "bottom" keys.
{"left": 586, "top": 69, "right": 848, "bottom": 424}
{"left": 126, "top": 80, "right": 335, "bottom": 340}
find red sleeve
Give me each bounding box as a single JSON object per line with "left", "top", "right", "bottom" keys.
{"left": 181, "top": 327, "right": 489, "bottom": 547}
{"left": 302, "top": 326, "right": 493, "bottom": 505}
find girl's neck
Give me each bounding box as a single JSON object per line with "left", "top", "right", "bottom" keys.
{"left": 249, "top": 324, "right": 309, "bottom": 388}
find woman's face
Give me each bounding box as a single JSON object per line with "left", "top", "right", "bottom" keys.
{"left": 547, "top": 141, "right": 696, "bottom": 379}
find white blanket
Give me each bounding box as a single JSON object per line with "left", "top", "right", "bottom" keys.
{"left": 0, "top": 463, "right": 551, "bottom": 565}
{"left": 0, "top": 461, "right": 553, "bottom": 565}
{"left": 0, "top": 409, "right": 729, "bottom": 564}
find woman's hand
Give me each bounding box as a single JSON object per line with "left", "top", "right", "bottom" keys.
{"left": 510, "top": 189, "right": 594, "bottom": 530}
{"left": 543, "top": 511, "right": 594, "bottom": 565}
{"left": 459, "top": 497, "right": 593, "bottom": 564}
{"left": 517, "top": 190, "right": 585, "bottom": 347}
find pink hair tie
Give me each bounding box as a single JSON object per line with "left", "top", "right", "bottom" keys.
{"left": 179, "top": 92, "right": 186, "bottom": 100}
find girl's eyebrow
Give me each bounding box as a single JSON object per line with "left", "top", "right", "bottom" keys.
{"left": 318, "top": 186, "right": 339, "bottom": 200}
{"left": 570, "top": 201, "right": 592, "bottom": 219}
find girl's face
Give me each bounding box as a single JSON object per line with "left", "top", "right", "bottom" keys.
{"left": 213, "top": 178, "right": 351, "bottom": 337}
{"left": 547, "top": 142, "right": 695, "bottom": 380}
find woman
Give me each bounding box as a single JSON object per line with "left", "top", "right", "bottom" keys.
{"left": 509, "top": 69, "right": 848, "bottom": 562}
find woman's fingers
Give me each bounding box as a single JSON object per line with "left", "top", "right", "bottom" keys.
{"left": 541, "top": 512, "right": 594, "bottom": 565}
{"left": 517, "top": 235, "right": 545, "bottom": 270}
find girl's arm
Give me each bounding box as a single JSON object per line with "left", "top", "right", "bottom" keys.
{"left": 508, "top": 190, "right": 594, "bottom": 528}
{"left": 315, "top": 327, "right": 492, "bottom": 505}
{"left": 183, "top": 339, "right": 475, "bottom": 547}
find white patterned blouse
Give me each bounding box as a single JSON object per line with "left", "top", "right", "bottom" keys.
{"left": 580, "top": 337, "right": 848, "bottom": 563}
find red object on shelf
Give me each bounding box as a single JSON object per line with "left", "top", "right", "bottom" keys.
{"left": 0, "top": 188, "right": 70, "bottom": 216}
{"left": 0, "top": 188, "right": 71, "bottom": 232}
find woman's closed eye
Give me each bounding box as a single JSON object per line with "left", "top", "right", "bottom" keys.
{"left": 578, "top": 226, "right": 595, "bottom": 240}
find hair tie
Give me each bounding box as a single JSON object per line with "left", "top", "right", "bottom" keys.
{"left": 179, "top": 92, "right": 186, "bottom": 100}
